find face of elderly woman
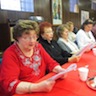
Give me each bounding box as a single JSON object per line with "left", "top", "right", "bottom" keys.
{"left": 41, "top": 27, "right": 54, "bottom": 42}
{"left": 84, "top": 24, "right": 93, "bottom": 32}
{"left": 61, "top": 28, "right": 69, "bottom": 40}
{"left": 70, "top": 24, "right": 74, "bottom": 32}
{"left": 18, "top": 30, "right": 37, "bottom": 51}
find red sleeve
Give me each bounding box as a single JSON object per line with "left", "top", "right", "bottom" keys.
{"left": 0, "top": 48, "right": 21, "bottom": 95}
{"left": 38, "top": 43, "right": 59, "bottom": 71}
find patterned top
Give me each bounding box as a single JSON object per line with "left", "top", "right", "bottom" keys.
{"left": 0, "top": 42, "right": 58, "bottom": 96}
{"left": 15, "top": 43, "right": 41, "bottom": 76}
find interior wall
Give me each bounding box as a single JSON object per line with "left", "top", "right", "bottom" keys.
{"left": 0, "top": 0, "right": 96, "bottom": 52}
{"left": 0, "top": 0, "right": 96, "bottom": 27}
{"left": 0, "top": 0, "right": 51, "bottom": 24}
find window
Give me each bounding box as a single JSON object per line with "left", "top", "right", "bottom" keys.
{"left": 0, "top": 0, "right": 34, "bottom": 12}
{"left": 91, "top": 0, "right": 96, "bottom": 11}
{"left": 69, "top": 0, "right": 79, "bottom": 13}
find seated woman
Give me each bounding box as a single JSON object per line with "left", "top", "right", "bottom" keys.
{"left": 0, "top": 20, "right": 66, "bottom": 96}
{"left": 39, "top": 22, "right": 80, "bottom": 65}
{"left": 66, "top": 21, "right": 76, "bottom": 42}
{"left": 56, "top": 24, "right": 79, "bottom": 54}
{"left": 76, "top": 19, "right": 95, "bottom": 49}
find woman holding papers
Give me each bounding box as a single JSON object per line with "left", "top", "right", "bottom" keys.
{"left": 76, "top": 19, "right": 95, "bottom": 49}
{"left": 0, "top": 20, "right": 67, "bottom": 96}
{"left": 66, "top": 21, "right": 76, "bottom": 42}
{"left": 56, "top": 24, "right": 79, "bottom": 54}
{"left": 39, "top": 22, "right": 80, "bottom": 65}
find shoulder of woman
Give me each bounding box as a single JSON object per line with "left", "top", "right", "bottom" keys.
{"left": 77, "top": 29, "right": 85, "bottom": 35}
{"left": 3, "top": 44, "right": 15, "bottom": 54}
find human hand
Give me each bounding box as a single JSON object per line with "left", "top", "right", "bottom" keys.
{"left": 38, "top": 80, "right": 56, "bottom": 92}
{"left": 68, "top": 55, "right": 81, "bottom": 63}
{"left": 52, "top": 66, "right": 67, "bottom": 80}
{"left": 85, "top": 48, "right": 91, "bottom": 52}
{"left": 57, "top": 68, "right": 67, "bottom": 79}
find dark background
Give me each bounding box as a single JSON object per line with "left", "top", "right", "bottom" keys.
{"left": 0, "top": 0, "right": 96, "bottom": 52}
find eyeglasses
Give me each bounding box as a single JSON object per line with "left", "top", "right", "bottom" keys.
{"left": 21, "top": 35, "right": 37, "bottom": 41}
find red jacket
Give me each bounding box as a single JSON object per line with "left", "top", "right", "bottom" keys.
{"left": 0, "top": 42, "right": 59, "bottom": 96}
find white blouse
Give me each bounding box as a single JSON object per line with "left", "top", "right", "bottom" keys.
{"left": 76, "top": 29, "right": 95, "bottom": 49}
{"left": 68, "top": 32, "right": 76, "bottom": 42}
{"left": 59, "top": 38, "right": 79, "bottom": 54}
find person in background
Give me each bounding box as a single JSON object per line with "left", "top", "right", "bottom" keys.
{"left": 76, "top": 19, "right": 95, "bottom": 49}
{"left": 66, "top": 21, "right": 76, "bottom": 42}
{"left": 56, "top": 24, "right": 79, "bottom": 54}
{"left": 39, "top": 21, "right": 80, "bottom": 65}
{"left": 73, "top": 26, "right": 78, "bottom": 34}
{"left": 92, "top": 21, "right": 96, "bottom": 40}
{"left": 0, "top": 20, "right": 67, "bottom": 96}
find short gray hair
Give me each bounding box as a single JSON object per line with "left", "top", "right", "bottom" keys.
{"left": 56, "top": 24, "right": 69, "bottom": 37}
{"left": 13, "top": 20, "right": 39, "bottom": 41}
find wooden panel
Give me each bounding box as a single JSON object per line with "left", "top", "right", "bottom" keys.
{"left": 0, "top": 0, "right": 96, "bottom": 51}
{"left": 0, "top": 23, "right": 11, "bottom": 51}
{"left": 0, "top": 0, "right": 96, "bottom": 26}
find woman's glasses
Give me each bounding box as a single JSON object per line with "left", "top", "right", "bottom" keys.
{"left": 22, "top": 35, "right": 37, "bottom": 41}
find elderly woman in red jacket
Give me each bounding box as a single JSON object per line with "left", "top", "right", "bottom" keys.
{"left": 0, "top": 20, "right": 66, "bottom": 96}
